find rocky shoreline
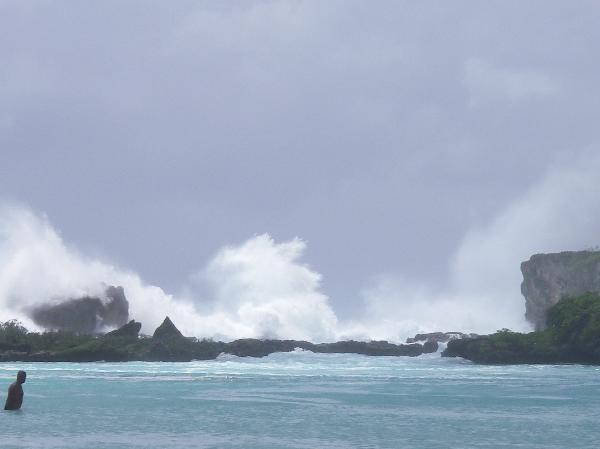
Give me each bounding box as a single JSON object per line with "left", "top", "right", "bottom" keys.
{"left": 0, "top": 317, "right": 438, "bottom": 363}
{"left": 4, "top": 250, "right": 600, "bottom": 365}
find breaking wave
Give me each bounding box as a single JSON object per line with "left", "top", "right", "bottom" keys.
{"left": 1, "top": 154, "right": 599, "bottom": 341}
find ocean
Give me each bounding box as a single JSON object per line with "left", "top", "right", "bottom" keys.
{"left": 1, "top": 350, "right": 599, "bottom": 449}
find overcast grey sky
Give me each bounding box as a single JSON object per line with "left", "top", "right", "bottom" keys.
{"left": 1, "top": 1, "right": 599, "bottom": 333}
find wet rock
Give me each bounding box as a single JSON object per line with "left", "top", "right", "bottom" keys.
{"left": 406, "top": 332, "right": 477, "bottom": 344}
{"left": 30, "top": 286, "right": 129, "bottom": 334}
{"left": 225, "top": 339, "right": 308, "bottom": 357}
{"left": 106, "top": 320, "right": 141, "bottom": 338}
{"left": 152, "top": 317, "right": 185, "bottom": 340}
{"left": 422, "top": 340, "right": 438, "bottom": 353}
{"left": 313, "top": 340, "right": 424, "bottom": 357}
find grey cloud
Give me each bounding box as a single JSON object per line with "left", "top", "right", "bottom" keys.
{"left": 464, "top": 58, "right": 559, "bottom": 103}
{"left": 0, "top": 1, "right": 599, "bottom": 323}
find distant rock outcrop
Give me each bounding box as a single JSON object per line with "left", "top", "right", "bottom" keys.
{"left": 313, "top": 340, "right": 426, "bottom": 357}
{"left": 406, "top": 332, "right": 478, "bottom": 344}
{"left": 152, "top": 317, "right": 185, "bottom": 340}
{"left": 422, "top": 340, "right": 438, "bottom": 353}
{"left": 106, "top": 320, "right": 141, "bottom": 338}
{"left": 521, "top": 251, "right": 600, "bottom": 329}
{"left": 30, "top": 285, "right": 129, "bottom": 334}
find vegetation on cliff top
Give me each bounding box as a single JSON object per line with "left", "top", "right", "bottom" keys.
{"left": 443, "top": 292, "right": 600, "bottom": 364}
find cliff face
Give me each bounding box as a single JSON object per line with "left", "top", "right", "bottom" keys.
{"left": 521, "top": 251, "right": 600, "bottom": 329}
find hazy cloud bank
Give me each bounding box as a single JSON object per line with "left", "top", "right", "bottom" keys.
{"left": 354, "top": 152, "right": 600, "bottom": 339}
{"left": 1, "top": 151, "right": 598, "bottom": 341}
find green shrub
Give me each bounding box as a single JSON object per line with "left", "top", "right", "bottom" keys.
{"left": 0, "top": 320, "right": 28, "bottom": 346}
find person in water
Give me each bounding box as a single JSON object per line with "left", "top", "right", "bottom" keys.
{"left": 4, "top": 370, "right": 26, "bottom": 410}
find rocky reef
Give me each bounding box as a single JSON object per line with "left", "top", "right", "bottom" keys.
{"left": 521, "top": 251, "right": 600, "bottom": 329}
{"left": 406, "top": 332, "right": 478, "bottom": 344}
{"left": 0, "top": 317, "right": 438, "bottom": 362}
{"left": 30, "top": 285, "right": 129, "bottom": 334}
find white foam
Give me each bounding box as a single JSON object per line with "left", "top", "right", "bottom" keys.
{"left": 2, "top": 151, "right": 599, "bottom": 342}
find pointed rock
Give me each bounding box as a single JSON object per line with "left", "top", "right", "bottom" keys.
{"left": 106, "top": 320, "right": 142, "bottom": 338}
{"left": 153, "top": 317, "right": 185, "bottom": 340}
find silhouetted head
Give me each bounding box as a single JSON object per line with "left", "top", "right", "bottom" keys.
{"left": 16, "top": 371, "right": 26, "bottom": 384}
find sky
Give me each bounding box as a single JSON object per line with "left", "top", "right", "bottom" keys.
{"left": 1, "top": 1, "right": 599, "bottom": 340}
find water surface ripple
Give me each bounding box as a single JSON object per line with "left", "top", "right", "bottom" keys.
{"left": 1, "top": 351, "right": 599, "bottom": 448}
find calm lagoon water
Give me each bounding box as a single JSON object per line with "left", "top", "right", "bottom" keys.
{"left": 1, "top": 350, "right": 600, "bottom": 449}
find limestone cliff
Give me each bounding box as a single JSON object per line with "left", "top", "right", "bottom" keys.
{"left": 521, "top": 251, "right": 600, "bottom": 329}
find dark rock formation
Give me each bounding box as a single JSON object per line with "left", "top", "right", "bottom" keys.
{"left": 313, "top": 340, "right": 425, "bottom": 357}
{"left": 152, "top": 316, "right": 185, "bottom": 340}
{"left": 106, "top": 320, "right": 141, "bottom": 338}
{"left": 30, "top": 286, "right": 129, "bottom": 334}
{"left": 422, "top": 340, "right": 439, "bottom": 353}
{"left": 224, "top": 339, "right": 305, "bottom": 357}
{"left": 406, "top": 332, "right": 478, "bottom": 344}
{"left": 0, "top": 315, "right": 443, "bottom": 362}
{"left": 441, "top": 331, "right": 567, "bottom": 364}
{"left": 521, "top": 251, "right": 600, "bottom": 329}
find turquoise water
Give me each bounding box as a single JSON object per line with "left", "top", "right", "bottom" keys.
{"left": 1, "top": 350, "right": 600, "bottom": 448}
